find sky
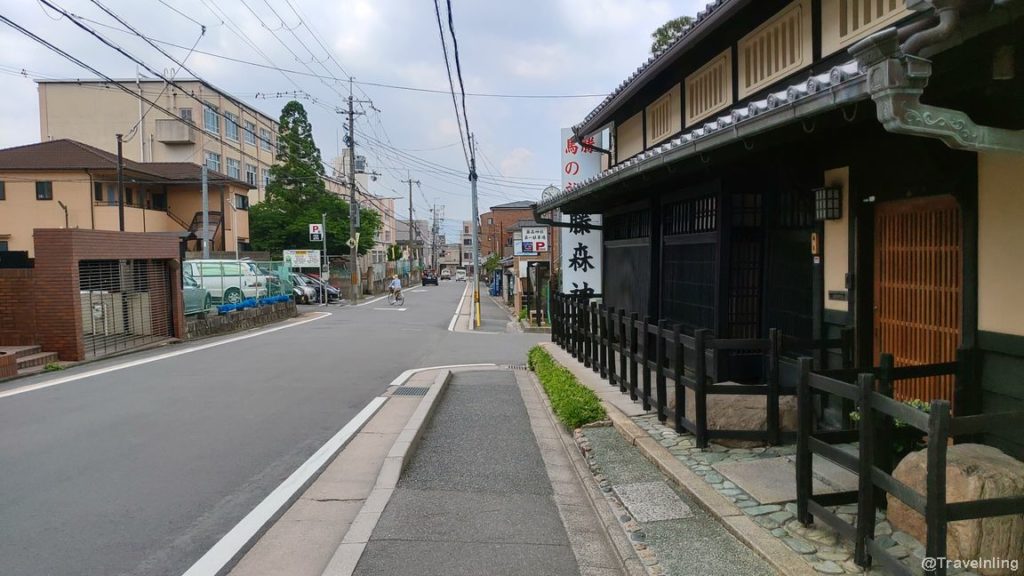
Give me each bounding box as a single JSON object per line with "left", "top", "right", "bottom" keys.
{"left": 0, "top": 0, "right": 705, "bottom": 239}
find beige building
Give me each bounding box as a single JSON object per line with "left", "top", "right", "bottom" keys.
{"left": 0, "top": 139, "right": 250, "bottom": 257}
{"left": 327, "top": 150, "right": 397, "bottom": 264}
{"left": 37, "top": 79, "right": 279, "bottom": 203}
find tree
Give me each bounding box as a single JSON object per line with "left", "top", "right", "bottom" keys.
{"left": 483, "top": 253, "right": 500, "bottom": 275}
{"left": 250, "top": 100, "right": 381, "bottom": 257}
{"left": 650, "top": 16, "right": 694, "bottom": 54}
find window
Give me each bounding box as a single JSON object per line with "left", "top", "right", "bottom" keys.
{"left": 151, "top": 192, "right": 167, "bottom": 211}
{"left": 203, "top": 104, "right": 219, "bottom": 134}
{"left": 205, "top": 151, "right": 221, "bottom": 172}
{"left": 385, "top": 230, "right": 391, "bottom": 242}
{"left": 226, "top": 158, "right": 241, "bottom": 179}
{"left": 822, "top": 0, "right": 911, "bottom": 56}
{"left": 222, "top": 263, "right": 243, "bottom": 276}
{"left": 0, "top": 240, "right": 8, "bottom": 251}
{"left": 124, "top": 188, "right": 134, "bottom": 206}
{"left": 244, "top": 121, "right": 256, "bottom": 145}
{"left": 262, "top": 167, "right": 271, "bottom": 187}
{"left": 179, "top": 108, "right": 193, "bottom": 122}
{"left": 464, "top": 252, "right": 471, "bottom": 261}
{"left": 685, "top": 49, "right": 732, "bottom": 126}
{"left": 463, "top": 238, "right": 472, "bottom": 246}
{"left": 235, "top": 194, "right": 250, "bottom": 210}
{"left": 259, "top": 128, "right": 272, "bottom": 151}
{"left": 199, "top": 262, "right": 222, "bottom": 277}
{"left": 0, "top": 181, "right": 5, "bottom": 200}
{"left": 737, "top": 0, "right": 812, "bottom": 98}
{"left": 35, "top": 181, "right": 53, "bottom": 200}
{"left": 245, "top": 163, "right": 257, "bottom": 186}
{"left": 487, "top": 218, "right": 493, "bottom": 225}
{"left": 224, "top": 112, "right": 240, "bottom": 141}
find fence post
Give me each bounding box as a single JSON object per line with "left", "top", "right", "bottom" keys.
{"left": 576, "top": 299, "right": 585, "bottom": 362}
{"left": 629, "top": 313, "right": 639, "bottom": 401}
{"left": 796, "top": 358, "right": 813, "bottom": 525}
{"left": 673, "top": 324, "right": 685, "bottom": 433}
{"left": 567, "top": 298, "right": 576, "bottom": 357}
{"left": 656, "top": 320, "right": 667, "bottom": 423}
{"left": 855, "top": 372, "right": 877, "bottom": 568}
{"left": 878, "top": 354, "right": 895, "bottom": 475}
{"left": 695, "top": 329, "right": 711, "bottom": 449}
{"left": 641, "top": 316, "right": 652, "bottom": 412}
{"left": 926, "top": 401, "right": 951, "bottom": 576}
{"left": 602, "top": 305, "right": 610, "bottom": 381}
{"left": 767, "top": 328, "right": 781, "bottom": 445}
{"left": 840, "top": 327, "right": 855, "bottom": 369}
{"left": 591, "top": 302, "right": 601, "bottom": 374}
{"left": 618, "top": 310, "right": 628, "bottom": 394}
{"left": 552, "top": 294, "right": 561, "bottom": 346}
{"left": 953, "top": 347, "right": 972, "bottom": 418}
{"left": 582, "top": 301, "right": 592, "bottom": 369}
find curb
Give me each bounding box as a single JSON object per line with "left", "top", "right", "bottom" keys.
{"left": 602, "top": 403, "right": 818, "bottom": 576}
{"left": 320, "top": 369, "right": 453, "bottom": 576}
{"left": 522, "top": 370, "right": 647, "bottom": 576}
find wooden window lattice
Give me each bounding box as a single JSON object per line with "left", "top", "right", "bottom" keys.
{"left": 664, "top": 195, "right": 718, "bottom": 236}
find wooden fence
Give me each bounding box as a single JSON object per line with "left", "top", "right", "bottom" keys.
{"left": 551, "top": 294, "right": 851, "bottom": 448}
{"left": 796, "top": 356, "right": 1024, "bottom": 576}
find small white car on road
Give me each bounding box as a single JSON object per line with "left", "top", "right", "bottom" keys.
{"left": 455, "top": 268, "right": 467, "bottom": 282}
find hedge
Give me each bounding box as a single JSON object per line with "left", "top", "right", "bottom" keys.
{"left": 528, "top": 346, "right": 606, "bottom": 429}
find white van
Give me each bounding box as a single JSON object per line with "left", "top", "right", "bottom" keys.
{"left": 455, "top": 268, "right": 467, "bottom": 282}
{"left": 184, "top": 259, "right": 265, "bottom": 304}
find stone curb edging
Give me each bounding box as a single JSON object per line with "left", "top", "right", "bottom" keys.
{"left": 319, "top": 369, "right": 453, "bottom": 576}
{"left": 521, "top": 371, "right": 648, "bottom": 576}
{"left": 602, "top": 402, "right": 819, "bottom": 576}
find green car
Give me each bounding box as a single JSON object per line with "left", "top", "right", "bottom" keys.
{"left": 183, "top": 271, "right": 213, "bottom": 316}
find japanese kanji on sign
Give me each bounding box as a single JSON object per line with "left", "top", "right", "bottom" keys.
{"left": 559, "top": 127, "right": 602, "bottom": 297}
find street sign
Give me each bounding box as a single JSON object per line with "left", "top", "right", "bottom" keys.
{"left": 522, "top": 227, "right": 549, "bottom": 252}
{"left": 514, "top": 240, "right": 537, "bottom": 257}
{"left": 346, "top": 238, "right": 357, "bottom": 249}
{"left": 284, "top": 249, "right": 321, "bottom": 268}
{"left": 309, "top": 223, "right": 323, "bottom": 242}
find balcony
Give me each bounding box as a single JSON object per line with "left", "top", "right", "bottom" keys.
{"left": 155, "top": 119, "right": 195, "bottom": 145}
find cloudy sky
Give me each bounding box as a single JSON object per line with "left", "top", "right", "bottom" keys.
{"left": 0, "top": 0, "right": 704, "bottom": 238}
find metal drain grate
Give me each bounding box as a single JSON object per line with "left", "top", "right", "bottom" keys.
{"left": 506, "top": 364, "right": 529, "bottom": 371}
{"left": 392, "top": 386, "right": 430, "bottom": 396}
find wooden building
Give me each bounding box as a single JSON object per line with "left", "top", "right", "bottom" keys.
{"left": 537, "top": 0, "right": 1023, "bottom": 457}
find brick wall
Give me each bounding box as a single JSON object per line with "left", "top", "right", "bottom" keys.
{"left": 0, "top": 269, "right": 38, "bottom": 346}
{"left": 32, "top": 229, "right": 186, "bottom": 360}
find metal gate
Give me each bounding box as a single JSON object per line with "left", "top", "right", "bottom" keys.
{"left": 874, "top": 195, "right": 962, "bottom": 406}
{"left": 79, "top": 259, "right": 174, "bottom": 359}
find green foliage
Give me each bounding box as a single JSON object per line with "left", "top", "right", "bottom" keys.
{"left": 249, "top": 100, "right": 381, "bottom": 256}
{"left": 651, "top": 15, "right": 695, "bottom": 54}
{"left": 43, "top": 362, "right": 64, "bottom": 372}
{"left": 387, "top": 244, "right": 402, "bottom": 261}
{"left": 519, "top": 307, "right": 530, "bottom": 321}
{"left": 483, "top": 253, "right": 500, "bottom": 275}
{"left": 528, "top": 346, "right": 606, "bottom": 429}
{"left": 850, "top": 398, "right": 931, "bottom": 460}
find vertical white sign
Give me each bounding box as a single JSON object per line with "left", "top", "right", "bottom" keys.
{"left": 559, "top": 127, "right": 602, "bottom": 297}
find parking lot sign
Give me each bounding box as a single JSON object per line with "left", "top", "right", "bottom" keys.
{"left": 309, "top": 223, "right": 323, "bottom": 242}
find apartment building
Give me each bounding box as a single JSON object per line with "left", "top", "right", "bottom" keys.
{"left": 0, "top": 139, "right": 250, "bottom": 257}
{"left": 479, "top": 200, "right": 538, "bottom": 259}
{"left": 37, "top": 78, "right": 279, "bottom": 203}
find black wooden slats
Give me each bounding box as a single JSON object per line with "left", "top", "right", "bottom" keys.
{"left": 796, "top": 355, "right": 1024, "bottom": 576}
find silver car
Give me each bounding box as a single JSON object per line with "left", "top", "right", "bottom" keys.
{"left": 183, "top": 271, "right": 212, "bottom": 315}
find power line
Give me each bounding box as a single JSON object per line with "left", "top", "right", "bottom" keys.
{"left": 445, "top": 0, "right": 472, "bottom": 148}
{"left": 432, "top": 0, "right": 469, "bottom": 168}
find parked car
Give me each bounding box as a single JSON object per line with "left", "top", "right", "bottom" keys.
{"left": 182, "top": 271, "right": 212, "bottom": 315}
{"left": 440, "top": 268, "right": 451, "bottom": 280}
{"left": 455, "top": 268, "right": 467, "bottom": 282}
{"left": 288, "top": 273, "right": 319, "bottom": 304}
{"left": 300, "top": 274, "right": 341, "bottom": 303}
{"left": 184, "top": 259, "right": 266, "bottom": 304}
{"left": 422, "top": 271, "right": 439, "bottom": 286}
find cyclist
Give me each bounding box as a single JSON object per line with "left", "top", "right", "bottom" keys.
{"left": 387, "top": 275, "right": 403, "bottom": 303}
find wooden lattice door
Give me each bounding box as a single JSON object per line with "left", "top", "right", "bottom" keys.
{"left": 874, "top": 195, "right": 962, "bottom": 405}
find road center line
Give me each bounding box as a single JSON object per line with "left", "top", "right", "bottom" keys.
{"left": 0, "top": 312, "right": 332, "bottom": 401}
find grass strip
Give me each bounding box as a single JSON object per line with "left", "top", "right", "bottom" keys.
{"left": 528, "top": 346, "right": 606, "bottom": 429}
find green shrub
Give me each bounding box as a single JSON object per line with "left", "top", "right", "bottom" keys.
{"left": 43, "top": 362, "right": 64, "bottom": 372}
{"left": 518, "top": 307, "right": 530, "bottom": 321}
{"left": 528, "top": 346, "right": 606, "bottom": 429}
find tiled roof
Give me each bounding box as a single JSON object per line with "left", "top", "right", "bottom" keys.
{"left": 0, "top": 139, "right": 247, "bottom": 186}
{"left": 576, "top": 0, "right": 743, "bottom": 135}
{"left": 489, "top": 200, "right": 536, "bottom": 209}
{"left": 540, "top": 61, "right": 866, "bottom": 213}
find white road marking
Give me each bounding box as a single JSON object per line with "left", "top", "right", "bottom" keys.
{"left": 447, "top": 282, "right": 471, "bottom": 332}
{"left": 354, "top": 295, "right": 388, "bottom": 307}
{"left": 411, "top": 289, "right": 428, "bottom": 293}
{"left": 373, "top": 307, "right": 407, "bottom": 311}
{"left": 0, "top": 313, "right": 332, "bottom": 401}
{"left": 181, "top": 395, "right": 388, "bottom": 576}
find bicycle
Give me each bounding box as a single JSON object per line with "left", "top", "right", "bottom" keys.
{"left": 388, "top": 288, "right": 405, "bottom": 306}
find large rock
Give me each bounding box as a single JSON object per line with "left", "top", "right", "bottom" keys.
{"left": 665, "top": 384, "right": 797, "bottom": 447}
{"left": 888, "top": 443, "right": 1024, "bottom": 576}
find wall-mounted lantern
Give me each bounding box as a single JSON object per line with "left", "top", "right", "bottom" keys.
{"left": 813, "top": 186, "right": 843, "bottom": 221}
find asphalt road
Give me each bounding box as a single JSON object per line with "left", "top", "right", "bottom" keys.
{"left": 0, "top": 280, "right": 543, "bottom": 576}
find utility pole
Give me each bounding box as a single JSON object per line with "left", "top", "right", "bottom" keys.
{"left": 321, "top": 212, "right": 328, "bottom": 305}
{"left": 469, "top": 133, "right": 480, "bottom": 329}
{"left": 201, "top": 164, "right": 209, "bottom": 258}
{"left": 116, "top": 133, "right": 125, "bottom": 232}
{"left": 345, "top": 78, "right": 368, "bottom": 303}
{"left": 401, "top": 175, "right": 420, "bottom": 281}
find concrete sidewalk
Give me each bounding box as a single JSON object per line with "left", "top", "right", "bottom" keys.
{"left": 452, "top": 282, "right": 515, "bottom": 333}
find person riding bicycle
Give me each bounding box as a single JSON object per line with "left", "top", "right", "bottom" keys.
{"left": 387, "top": 275, "right": 402, "bottom": 299}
